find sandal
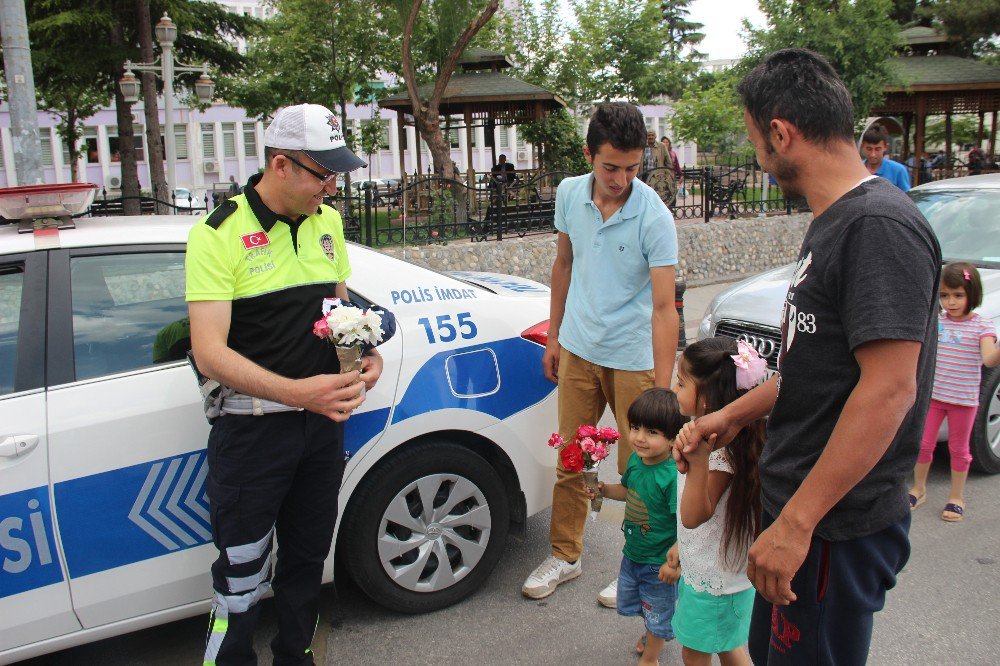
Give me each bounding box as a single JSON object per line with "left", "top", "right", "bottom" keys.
{"left": 942, "top": 502, "right": 964, "bottom": 522}
{"left": 908, "top": 493, "right": 925, "bottom": 510}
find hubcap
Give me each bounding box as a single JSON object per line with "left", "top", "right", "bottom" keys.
{"left": 988, "top": 384, "right": 1000, "bottom": 456}
{"left": 377, "top": 473, "right": 492, "bottom": 593}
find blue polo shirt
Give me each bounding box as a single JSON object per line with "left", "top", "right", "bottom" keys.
{"left": 554, "top": 174, "right": 677, "bottom": 370}
{"left": 867, "top": 157, "right": 911, "bottom": 192}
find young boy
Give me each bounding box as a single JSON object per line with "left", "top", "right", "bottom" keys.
{"left": 587, "top": 388, "right": 687, "bottom": 665}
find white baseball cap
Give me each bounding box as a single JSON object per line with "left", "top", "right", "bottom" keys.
{"left": 264, "top": 103, "right": 366, "bottom": 173}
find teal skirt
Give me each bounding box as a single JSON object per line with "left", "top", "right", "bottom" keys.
{"left": 671, "top": 577, "right": 754, "bottom": 654}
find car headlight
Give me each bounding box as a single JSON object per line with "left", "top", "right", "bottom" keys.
{"left": 697, "top": 309, "right": 715, "bottom": 341}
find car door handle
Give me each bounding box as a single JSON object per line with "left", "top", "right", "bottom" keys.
{"left": 0, "top": 435, "right": 39, "bottom": 458}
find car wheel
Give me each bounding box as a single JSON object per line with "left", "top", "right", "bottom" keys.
{"left": 340, "top": 440, "right": 510, "bottom": 613}
{"left": 971, "top": 366, "right": 1000, "bottom": 474}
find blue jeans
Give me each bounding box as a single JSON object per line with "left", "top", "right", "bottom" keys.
{"left": 617, "top": 556, "right": 678, "bottom": 640}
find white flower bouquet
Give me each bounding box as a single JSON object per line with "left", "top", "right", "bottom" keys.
{"left": 312, "top": 298, "right": 384, "bottom": 373}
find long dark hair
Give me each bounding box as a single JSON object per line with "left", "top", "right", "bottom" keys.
{"left": 681, "top": 337, "right": 765, "bottom": 568}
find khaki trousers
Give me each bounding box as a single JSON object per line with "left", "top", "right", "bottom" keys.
{"left": 549, "top": 347, "right": 654, "bottom": 562}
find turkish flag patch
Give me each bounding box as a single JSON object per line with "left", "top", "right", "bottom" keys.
{"left": 240, "top": 231, "right": 270, "bottom": 249}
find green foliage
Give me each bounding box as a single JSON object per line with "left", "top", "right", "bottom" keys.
{"left": 518, "top": 109, "right": 589, "bottom": 173}
{"left": 358, "top": 114, "right": 387, "bottom": 157}
{"left": 222, "top": 0, "right": 389, "bottom": 120}
{"left": 741, "top": 0, "right": 900, "bottom": 123}
{"left": 670, "top": 73, "right": 746, "bottom": 154}
{"left": 924, "top": 115, "right": 982, "bottom": 149}
{"left": 507, "top": 0, "right": 703, "bottom": 107}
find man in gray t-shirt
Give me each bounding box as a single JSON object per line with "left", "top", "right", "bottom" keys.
{"left": 677, "top": 49, "right": 939, "bottom": 664}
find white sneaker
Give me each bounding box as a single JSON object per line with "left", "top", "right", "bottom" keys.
{"left": 521, "top": 555, "right": 581, "bottom": 599}
{"left": 597, "top": 578, "right": 618, "bottom": 608}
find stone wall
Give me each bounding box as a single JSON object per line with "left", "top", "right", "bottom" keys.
{"left": 378, "top": 212, "right": 811, "bottom": 287}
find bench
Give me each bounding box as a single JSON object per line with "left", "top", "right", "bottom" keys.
{"left": 706, "top": 170, "right": 746, "bottom": 220}
{"left": 481, "top": 199, "right": 556, "bottom": 238}
{"left": 87, "top": 198, "right": 157, "bottom": 216}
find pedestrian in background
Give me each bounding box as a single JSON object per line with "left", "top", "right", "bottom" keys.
{"left": 521, "top": 102, "right": 680, "bottom": 607}
{"left": 677, "top": 48, "right": 940, "bottom": 664}
{"left": 861, "top": 124, "right": 911, "bottom": 192}
{"left": 910, "top": 262, "right": 1000, "bottom": 522}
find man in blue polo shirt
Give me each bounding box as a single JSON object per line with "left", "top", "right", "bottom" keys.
{"left": 521, "top": 102, "right": 680, "bottom": 604}
{"left": 861, "top": 124, "right": 910, "bottom": 192}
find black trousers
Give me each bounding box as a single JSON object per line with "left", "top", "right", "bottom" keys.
{"left": 748, "top": 510, "right": 911, "bottom": 665}
{"left": 203, "top": 410, "right": 345, "bottom": 666}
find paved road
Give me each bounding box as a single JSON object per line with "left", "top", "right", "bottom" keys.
{"left": 19, "top": 282, "right": 1000, "bottom": 664}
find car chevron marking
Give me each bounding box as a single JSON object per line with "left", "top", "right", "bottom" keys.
{"left": 166, "top": 454, "right": 212, "bottom": 541}
{"left": 127, "top": 452, "right": 212, "bottom": 551}
{"left": 127, "top": 462, "right": 181, "bottom": 550}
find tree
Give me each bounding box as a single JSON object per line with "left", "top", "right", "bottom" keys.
{"left": 742, "top": 0, "right": 900, "bottom": 124}
{"left": 398, "top": 0, "right": 500, "bottom": 180}
{"left": 223, "top": 0, "right": 389, "bottom": 193}
{"left": 670, "top": 74, "right": 745, "bottom": 156}
{"left": 518, "top": 109, "right": 589, "bottom": 174}
{"left": 23, "top": 0, "right": 255, "bottom": 210}
{"left": 657, "top": 0, "right": 706, "bottom": 98}
{"left": 924, "top": 115, "right": 981, "bottom": 152}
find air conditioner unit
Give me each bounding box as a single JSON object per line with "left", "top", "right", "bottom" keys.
{"left": 132, "top": 112, "right": 143, "bottom": 125}
{"left": 203, "top": 160, "right": 219, "bottom": 174}
{"left": 105, "top": 174, "right": 122, "bottom": 190}
{"left": 515, "top": 150, "right": 528, "bottom": 163}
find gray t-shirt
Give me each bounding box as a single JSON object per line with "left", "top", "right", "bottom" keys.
{"left": 762, "top": 178, "right": 941, "bottom": 541}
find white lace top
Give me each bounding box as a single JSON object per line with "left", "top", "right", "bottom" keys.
{"left": 676, "top": 448, "right": 753, "bottom": 595}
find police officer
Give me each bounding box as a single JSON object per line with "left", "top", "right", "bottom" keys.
{"left": 186, "top": 103, "right": 383, "bottom": 665}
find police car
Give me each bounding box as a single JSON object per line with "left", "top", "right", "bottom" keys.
{"left": 698, "top": 173, "right": 1000, "bottom": 474}
{"left": 0, "top": 194, "right": 557, "bottom": 661}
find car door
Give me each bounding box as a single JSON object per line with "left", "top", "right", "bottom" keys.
{"left": 0, "top": 252, "right": 83, "bottom": 652}
{"left": 45, "top": 247, "right": 213, "bottom": 628}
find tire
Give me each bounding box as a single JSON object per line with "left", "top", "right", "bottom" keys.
{"left": 971, "top": 366, "right": 1000, "bottom": 474}
{"left": 339, "top": 440, "right": 510, "bottom": 613}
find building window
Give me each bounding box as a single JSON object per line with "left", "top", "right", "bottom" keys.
{"left": 174, "top": 124, "right": 188, "bottom": 160}
{"left": 222, "top": 122, "right": 237, "bottom": 158}
{"left": 84, "top": 127, "right": 99, "bottom": 163}
{"left": 201, "top": 123, "right": 216, "bottom": 159}
{"left": 40, "top": 133, "right": 54, "bottom": 167}
{"left": 107, "top": 125, "right": 145, "bottom": 162}
{"left": 448, "top": 128, "right": 460, "bottom": 149}
{"left": 62, "top": 138, "right": 71, "bottom": 164}
{"left": 498, "top": 128, "right": 509, "bottom": 149}
{"left": 243, "top": 123, "right": 257, "bottom": 158}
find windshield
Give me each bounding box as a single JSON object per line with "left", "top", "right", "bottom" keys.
{"left": 910, "top": 188, "right": 1000, "bottom": 268}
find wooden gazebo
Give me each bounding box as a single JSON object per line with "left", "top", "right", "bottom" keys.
{"left": 870, "top": 27, "right": 1000, "bottom": 169}
{"left": 378, "top": 48, "right": 566, "bottom": 182}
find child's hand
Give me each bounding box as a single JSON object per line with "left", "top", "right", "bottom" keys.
{"left": 658, "top": 560, "right": 681, "bottom": 584}
{"left": 584, "top": 480, "right": 604, "bottom": 500}
{"left": 678, "top": 423, "right": 714, "bottom": 463}
{"left": 666, "top": 542, "right": 680, "bottom": 570}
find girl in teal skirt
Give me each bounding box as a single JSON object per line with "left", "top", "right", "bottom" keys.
{"left": 670, "top": 338, "right": 767, "bottom": 666}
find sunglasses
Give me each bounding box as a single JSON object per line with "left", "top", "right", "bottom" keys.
{"left": 282, "top": 153, "right": 338, "bottom": 186}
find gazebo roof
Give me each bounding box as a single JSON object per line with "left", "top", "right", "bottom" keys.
{"left": 887, "top": 55, "right": 1000, "bottom": 91}
{"left": 457, "top": 47, "right": 513, "bottom": 70}
{"left": 899, "top": 26, "right": 950, "bottom": 47}
{"left": 379, "top": 72, "right": 566, "bottom": 125}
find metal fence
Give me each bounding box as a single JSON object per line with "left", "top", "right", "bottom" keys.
{"left": 84, "top": 186, "right": 210, "bottom": 217}
{"left": 328, "top": 171, "right": 577, "bottom": 247}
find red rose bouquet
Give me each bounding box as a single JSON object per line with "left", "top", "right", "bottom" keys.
{"left": 548, "top": 424, "right": 620, "bottom": 511}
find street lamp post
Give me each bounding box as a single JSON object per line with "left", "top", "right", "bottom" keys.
{"left": 119, "top": 13, "right": 214, "bottom": 195}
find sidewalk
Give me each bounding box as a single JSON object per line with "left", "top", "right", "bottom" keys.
{"left": 680, "top": 280, "right": 736, "bottom": 345}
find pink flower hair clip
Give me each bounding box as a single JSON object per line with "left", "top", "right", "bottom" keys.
{"left": 963, "top": 269, "right": 971, "bottom": 281}
{"left": 731, "top": 340, "right": 769, "bottom": 390}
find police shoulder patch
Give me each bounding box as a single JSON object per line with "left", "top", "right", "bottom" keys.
{"left": 205, "top": 199, "right": 238, "bottom": 230}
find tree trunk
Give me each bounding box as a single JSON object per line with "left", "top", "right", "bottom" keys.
{"left": 137, "top": 0, "right": 169, "bottom": 213}
{"left": 114, "top": 78, "right": 142, "bottom": 215}
{"left": 60, "top": 105, "right": 82, "bottom": 183}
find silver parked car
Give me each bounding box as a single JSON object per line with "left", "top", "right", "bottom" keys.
{"left": 699, "top": 173, "right": 1000, "bottom": 473}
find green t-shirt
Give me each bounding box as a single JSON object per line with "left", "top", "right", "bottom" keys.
{"left": 621, "top": 452, "right": 677, "bottom": 565}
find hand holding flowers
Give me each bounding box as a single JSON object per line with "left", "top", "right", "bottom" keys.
{"left": 312, "top": 298, "right": 385, "bottom": 376}
{"left": 548, "top": 425, "right": 620, "bottom": 511}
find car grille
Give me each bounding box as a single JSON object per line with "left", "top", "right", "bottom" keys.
{"left": 714, "top": 319, "right": 782, "bottom": 370}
